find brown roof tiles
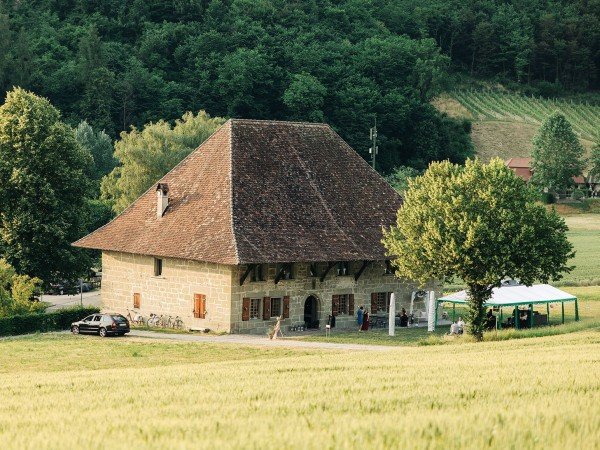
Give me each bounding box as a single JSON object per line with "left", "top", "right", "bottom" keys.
{"left": 74, "top": 119, "right": 403, "bottom": 264}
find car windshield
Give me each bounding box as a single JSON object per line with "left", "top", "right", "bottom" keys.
{"left": 111, "top": 315, "right": 127, "bottom": 323}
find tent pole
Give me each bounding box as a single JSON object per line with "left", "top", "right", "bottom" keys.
{"left": 514, "top": 307, "right": 519, "bottom": 330}
{"left": 561, "top": 302, "right": 565, "bottom": 324}
{"left": 529, "top": 304, "right": 533, "bottom": 329}
{"left": 499, "top": 308, "right": 503, "bottom": 330}
{"left": 575, "top": 298, "right": 579, "bottom": 322}
{"left": 546, "top": 303, "right": 550, "bottom": 325}
{"left": 453, "top": 303, "right": 456, "bottom": 322}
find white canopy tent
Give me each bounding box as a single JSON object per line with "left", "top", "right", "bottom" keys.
{"left": 436, "top": 284, "right": 579, "bottom": 329}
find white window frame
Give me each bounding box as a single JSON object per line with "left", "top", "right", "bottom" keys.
{"left": 249, "top": 298, "right": 261, "bottom": 320}
{"left": 270, "top": 297, "right": 282, "bottom": 317}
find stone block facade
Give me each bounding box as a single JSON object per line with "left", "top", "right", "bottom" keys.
{"left": 101, "top": 252, "right": 440, "bottom": 335}
{"left": 101, "top": 251, "right": 233, "bottom": 332}
{"left": 230, "top": 261, "right": 439, "bottom": 335}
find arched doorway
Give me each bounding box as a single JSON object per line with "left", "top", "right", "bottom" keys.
{"left": 304, "top": 295, "right": 320, "bottom": 329}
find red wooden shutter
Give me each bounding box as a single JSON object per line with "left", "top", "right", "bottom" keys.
{"left": 370, "top": 292, "right": 377, "bottom": 313}
{"left": 242, "top": 297, "right": 250, "bottom": 321}
{"left": 283, "top": 296, "right": 290, "bottom": 319}
{"left": 193, "top": 295, "right": 200, "bottom": 318}
{"left": 348, "top": 294, "right": 354, "bottom": 315}
{"left": 331, "top": 295, "right": 339, "bottom": 316}
{"left": 194, "top": 294, "right": 206, "bottom": 319}
{"left": 133, "top": 293, "right": 141, "bottom": 309}
{"left": 263, "top": 297, "right": 271, "bottom": 320}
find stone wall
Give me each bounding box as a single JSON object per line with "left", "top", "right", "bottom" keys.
{"left": 101, "top": 253, "right": 440, "bottom": 335}
{"left": 101, "top": 251, "right": 233, "bottom": 332}
{"left": 230, "top": 261, "right": 440, "bottom": 335}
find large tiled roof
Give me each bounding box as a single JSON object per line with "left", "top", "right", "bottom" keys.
{"left": 74, "top": 119, "right": 403, "bottom": 264}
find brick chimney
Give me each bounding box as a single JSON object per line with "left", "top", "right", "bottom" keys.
{"left": 156, "top": 183, "right": 169, "bottom": 218}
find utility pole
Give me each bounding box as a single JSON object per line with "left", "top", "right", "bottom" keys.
{"left": 369, "top": 116, "right": 378, "bottom": 171}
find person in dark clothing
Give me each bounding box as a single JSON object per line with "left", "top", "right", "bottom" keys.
{"left": 485, "top": 309, "right": 496, "bottom": 330}
{"left": 399, "top": 308, "right": 409, "bottom": 327}
{"left": 328, "top": 314, "right": 336, "bottom": 328}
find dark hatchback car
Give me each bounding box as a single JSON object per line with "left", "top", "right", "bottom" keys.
{"left": 71, "top": 314, "right": 130, "bottom": 337}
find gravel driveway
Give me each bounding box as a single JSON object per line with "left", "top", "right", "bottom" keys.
{"left": 44, "top": 291, "right": 101, "bottom": 311}
{"left": 127, "top": 329, "right": 399, "bottom": 351}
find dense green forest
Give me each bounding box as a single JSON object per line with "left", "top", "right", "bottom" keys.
{"left": 2, "top": 0, "right": 597, "bottom": 175}
{"left": 0, "top": 0, "right": 598, "bottom": 284}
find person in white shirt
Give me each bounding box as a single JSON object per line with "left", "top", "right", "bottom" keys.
{"left": 456, "top": 317, "right": 465, "bottom": 334}
{"left": 450, "top": 322, "right": 459, "bottom": 334}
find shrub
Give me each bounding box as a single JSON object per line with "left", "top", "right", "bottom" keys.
{"left": 540, "top": 192, "right": 555, "bottom": 204}
{"left": 571, "top": 189, "right": 586, "bottom": 200}
{"left": 0, "top": 307, "right": 100, "bottom": 336}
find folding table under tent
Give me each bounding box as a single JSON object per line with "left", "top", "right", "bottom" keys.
{"left": 436, "top": 284, "right": 579, "bottom": 329}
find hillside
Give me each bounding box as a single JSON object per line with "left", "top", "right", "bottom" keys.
{"left": 434, "top": 90, "right": 599, "bottom": 162}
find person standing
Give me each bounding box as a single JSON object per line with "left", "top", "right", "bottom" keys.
{"left": 400, "top": 308, "right": 409, "bottom": 327}
{"left": 362, "top": 309, "right": 369, "bottom": 331}
{"left": 357, "top": 305, "right": 364, "bottom": 332}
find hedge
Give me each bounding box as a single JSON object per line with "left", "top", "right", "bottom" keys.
{"left": 0, "top": 307, "right": 100, "bottom": 337}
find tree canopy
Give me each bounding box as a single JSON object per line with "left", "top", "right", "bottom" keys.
{"left": 75, "top": 121, "right": 116, "bottom": 182}
{"left": 0, "top": 258, "right": 44, "bottom": 317}
{"left": 589, "top": 141, "right": 600, "bottom": 181}
{"left": 383, "top": 158, "right": 573, "bottom": 340}
{"left": 0, "top": 0, "right": 488, "bottom": 173}
{"left": 0, "top": 88, "right": 91, "bottom": 284}
{"left": 530, "top": 112, "right": 586, "bottom": 193}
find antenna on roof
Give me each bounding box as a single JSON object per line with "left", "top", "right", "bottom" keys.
{"left": 368, "top": 115, "right": 378, "bottom": 171}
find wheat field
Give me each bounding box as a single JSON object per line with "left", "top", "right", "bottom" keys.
{"left": 1, "top": 330, "right": 599, "bottom": 450}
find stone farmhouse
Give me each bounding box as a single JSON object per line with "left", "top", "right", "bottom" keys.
{"left": 75, "top": 119, "right": 434, "bottom": 333}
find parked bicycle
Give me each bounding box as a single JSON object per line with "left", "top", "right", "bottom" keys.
{"left": 147, "top": 313, "right": 161, "bottom": 327}
{"left": 172, "top": 316, "right": 184, "bottom": 330}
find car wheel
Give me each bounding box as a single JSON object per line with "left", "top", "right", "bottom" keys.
{"left": 72, "top": 325, "right": 79, "bottom": 335}
{"left": 99, "top": 327, "right": 107, "bottom": 337}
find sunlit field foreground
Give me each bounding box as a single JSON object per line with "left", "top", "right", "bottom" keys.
{"left": 1, "top": 331, "right": 599, "bottom": 450}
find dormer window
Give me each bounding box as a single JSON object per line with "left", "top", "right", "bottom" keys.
{"left": 337, "top": 261, "right": 350, "bottom": 276}
{"left": 384, "top": 260, "right": 393, "bottom": 275}
{"left": 276, "top": 263, "right": 294, "bottom": 280}
{"left": 250, "top": 264, "right": 264, "bottom": 282}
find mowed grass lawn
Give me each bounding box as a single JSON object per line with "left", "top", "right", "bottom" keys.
{"left": 1, "top": 329, "right": 600, "bottom": 450}
{"left": 295, "top": 286, "right": 600, "bottom": 347}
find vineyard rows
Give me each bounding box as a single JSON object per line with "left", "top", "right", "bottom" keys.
{"left": 452, "top": 90, "right": 600, "bottom": 141}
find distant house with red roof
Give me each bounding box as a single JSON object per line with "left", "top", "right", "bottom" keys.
{"left": 506, "top": 157, "right": 586, "bottom": 186}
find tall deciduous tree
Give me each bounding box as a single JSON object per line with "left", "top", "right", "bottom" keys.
{"left": 383, "top": 158, "right": 573, "bottom": 340}
{"left": 0, "top": 88, "right": 91, "bottom": 284}
{"left": 101, "top": 111, "right": 225, "bottom": 214}
{"left": 283, "top": 73, "right": 327, "bottom": 122}
{"left": 589, "top": 141, "right": 600, "bottom": 182}
{"left": 530, "top": 112, "right": 586, "bottom": 193}
{"left": 74, "top": 120, "right": 115, "bottom": 181}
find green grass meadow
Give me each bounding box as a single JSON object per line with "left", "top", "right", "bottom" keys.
{"left": 1, "top": 201, "right": 598, "bottom": 450}
{"left": 562, "top": 215, "right": 600, "bottom": 285}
